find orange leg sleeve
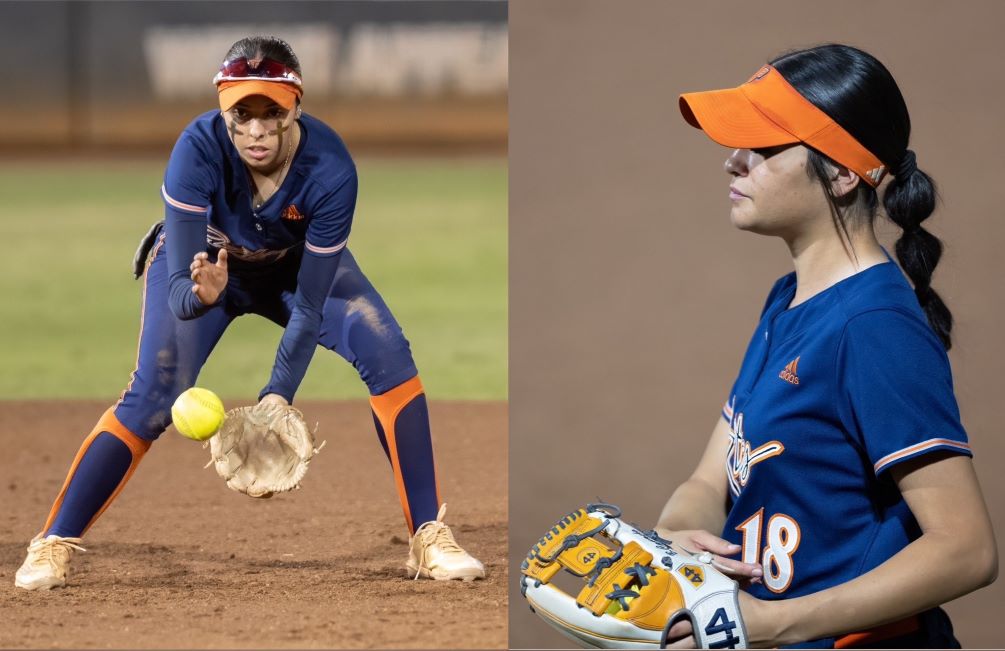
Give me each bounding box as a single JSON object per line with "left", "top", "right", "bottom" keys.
{"left": 369, "top": 376, "right": 442, "bottom": 533}
{"left": 42, "top": 407, "right": 151, "bottom": 536}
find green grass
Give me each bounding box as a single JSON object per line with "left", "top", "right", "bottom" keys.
{"left": 0, "top": 158, "right": 507, "bottom": 401}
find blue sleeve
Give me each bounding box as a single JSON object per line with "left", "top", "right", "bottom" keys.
{"left": 162, "top": 133, "right": 220, "bottom": 320}
{"left": 259, "top": 169, "right": 358, "bottom": 401}
{"left": 835, "top": 309, "right": 971, "bottom": 477}
{"left": 258, "top": 250, "right": 342, "bottom": 402}
{"left": 304, "top": 168, "right": 357, "bottom": 256}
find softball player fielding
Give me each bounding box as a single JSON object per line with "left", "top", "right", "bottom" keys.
{"left": 655, "top": 44, "right": 997, "bottom": 648}
{"left": 15, "top": 36, "right": 484, "bottom": 590}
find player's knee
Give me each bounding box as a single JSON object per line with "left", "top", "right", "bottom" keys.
{"left": 117, "top": 349, "right": 196, "bottom": 441}
{"left": 351, "top": 333, "right": 417, "bottom": 395}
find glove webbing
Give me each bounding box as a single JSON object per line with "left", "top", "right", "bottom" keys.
{"left": 523, "top": 508, "right": 610, "bottom": 584}
{"left": 578, "top": 541, "right": 653, "bottom": 615}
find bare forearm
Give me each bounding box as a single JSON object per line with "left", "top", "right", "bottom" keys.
{"left": 656, "top": 477, "right": 729, "bottom": 534}
{"left": 766, "top": 530, "right": 996, "bottom": 646}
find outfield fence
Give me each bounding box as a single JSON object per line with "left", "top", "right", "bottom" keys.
{"left": 1, "top": 1, "right": 508, "bottom": 153}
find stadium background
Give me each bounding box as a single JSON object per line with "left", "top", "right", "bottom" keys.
{"left": 509, "top": 0, "right": 1005, "bottom": 648}
{"left": 0, "top": 2, "right": 507, "bottom": 648}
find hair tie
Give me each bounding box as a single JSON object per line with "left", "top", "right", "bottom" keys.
{"left": 895, "top": 149, "right": 917, "bottom": 179}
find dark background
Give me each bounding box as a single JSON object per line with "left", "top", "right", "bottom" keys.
{"left": 509, "top": 0, "right": 1004, "bottom": 647}
{"left": 0, "top": 0, "right": 507, "bottom": 153}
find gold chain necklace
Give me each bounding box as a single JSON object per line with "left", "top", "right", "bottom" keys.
{"left": 253, "top": 132, "right": 294, "bottom": 210}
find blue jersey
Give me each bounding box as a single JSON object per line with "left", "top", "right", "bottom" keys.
{"left": 159, "top": 110, "right": 358, "bottom": 401}
{"left": 720, "top": 260, "right": 970, "bottom": 647}
{"left": 162, "top": 110, "right": 355, "bottom": 263}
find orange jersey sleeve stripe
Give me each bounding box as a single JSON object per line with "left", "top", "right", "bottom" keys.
{"left": 873, "top": 438, "right": 972, "bottom": 474}
{"left": 305, "top": 239, "right": 348, "bottom": 255}
{"left": 161, "top": 184, "right": 209, "bottom": 214}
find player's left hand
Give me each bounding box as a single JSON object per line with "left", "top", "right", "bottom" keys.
{"left": 190, "top": 249, "right": 228, "bottom": 305}
{"left": 663, "top": 591, "right": 775, "bottom": 648}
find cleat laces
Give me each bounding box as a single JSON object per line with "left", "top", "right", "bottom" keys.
{"left": 26, "top": 536, "right": 86, "bottom": 572}
{"left": 412, "top": 503, "right": 464, "bottom": 580}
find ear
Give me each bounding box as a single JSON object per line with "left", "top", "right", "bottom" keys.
{"left": 831, "top": 164, "right": 862, "bottom": 198}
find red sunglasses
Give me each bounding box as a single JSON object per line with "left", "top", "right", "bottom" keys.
{"left": 212, "top": 57, "right": 303, "bottom": 86}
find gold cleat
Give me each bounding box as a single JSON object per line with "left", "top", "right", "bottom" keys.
{"left": 406, "top": 504, "right": 486, "bottom": 581}
{"left": 14, "top": 534, "right": 86, "bottom": 591}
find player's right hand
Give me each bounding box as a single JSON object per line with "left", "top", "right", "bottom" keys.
{"left": 654, "top": 527, "right": 763, "bottom": 585}
{"left": 190, "top": 249, "right": 228, "bottom": 305}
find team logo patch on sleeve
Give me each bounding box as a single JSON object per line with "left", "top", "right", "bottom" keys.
{"left": 281, "top": 204, "right": 305, "bottom": 221}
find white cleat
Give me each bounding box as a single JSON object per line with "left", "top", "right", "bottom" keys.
{"left": 406, "top": 504, "right": 486, "bottom": 581}
{"left": 14, "top": 534, "right": 86, "bottom": 591}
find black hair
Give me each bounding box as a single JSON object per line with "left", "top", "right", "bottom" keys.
{"left": 224, "top": 36, "right": 302, "bottom": 76}
{"left": 770, "top": 44, "right": 952, "bottom": 350}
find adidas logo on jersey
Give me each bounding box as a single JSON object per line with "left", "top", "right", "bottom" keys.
{"left": 779, "top": 357, "right": 800, "bottom": 385}
{"left": 281, "top": 204, "right": 304, "bottom": 221}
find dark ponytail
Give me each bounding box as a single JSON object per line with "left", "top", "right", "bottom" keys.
{"left": 883, "top": 153, "right": 953, "bottom": 349}
{"left": 771, "top": 44, "right": 953, "bottom": 350}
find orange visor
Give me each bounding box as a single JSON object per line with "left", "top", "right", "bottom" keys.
{"left": 679, "top": 65, "right": 887, "bottom": 186}
{"left": 217, "top": 80, "right": 303, "bottom": 112}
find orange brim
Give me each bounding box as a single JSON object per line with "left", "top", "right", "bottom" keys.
{"left": 679, "top": 65, "right": 888, "bottom": 187}
{"left": 217, "top": 80, "right": 302, "bottom": 111}
{"left": 679, "top": 88, "right": 798, "bottom": 150}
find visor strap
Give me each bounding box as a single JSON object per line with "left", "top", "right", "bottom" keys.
{"left": 746, "top": 65, "right": 888, "bottom": 187}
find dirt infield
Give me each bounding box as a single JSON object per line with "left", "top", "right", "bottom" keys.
{"left": 0, "top": 400, "right": 507, "bottom": 649}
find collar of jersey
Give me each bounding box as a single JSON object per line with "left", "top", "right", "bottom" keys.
{"left": 766, "top": 260, "right": 898, "bottom": 345}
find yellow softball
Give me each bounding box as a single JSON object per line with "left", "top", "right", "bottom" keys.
{"left": 171, "top": 387, "right": 225, "bottom": 441}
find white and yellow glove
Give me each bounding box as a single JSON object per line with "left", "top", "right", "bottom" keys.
{"left": 520, "top": 503, "right": 748, "bottom": 649}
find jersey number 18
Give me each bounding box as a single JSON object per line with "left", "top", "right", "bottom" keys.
{"left": 735, "top": 507, "right": 801, "bottom": 593}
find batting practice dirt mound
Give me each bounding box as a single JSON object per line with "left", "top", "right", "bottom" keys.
{"left": 0, "top": 400, "right": 507, "bottom": 649}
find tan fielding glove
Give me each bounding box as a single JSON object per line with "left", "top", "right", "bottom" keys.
{"left": 208, "top": 403, "right": 324, "bottom": 498}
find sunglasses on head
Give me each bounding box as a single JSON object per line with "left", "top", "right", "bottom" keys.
{"left": 212, "top": 57, "right": 303, "bottom": 86}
